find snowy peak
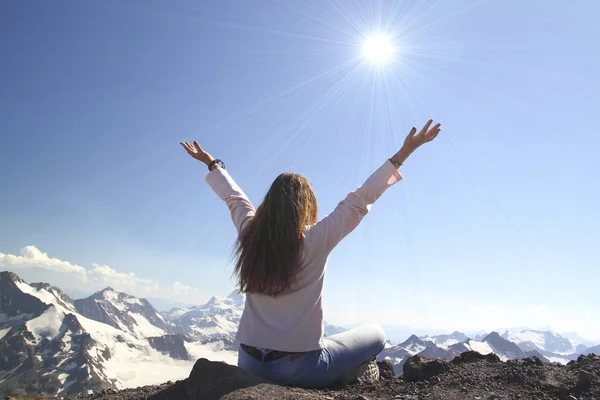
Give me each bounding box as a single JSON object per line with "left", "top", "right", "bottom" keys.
{"left": 399, "top": 334, "right": 433, "bottom": 352}
{"left": 324, "top": 322, "right": 347, "bottom": 336}
{"left": 420, "top": 331, "right": 469, "bottom": 349}
{"left": 161, "top": 292, "right": 244, "bottom": 344}
{"left": 584, "top": 345, "right": 600, "bottom": 356}
{"left": 483, "top": 331, "right": 527, "bottom": 360}
{"left": 502, "top": 329, "right": 577, "bottom": 354}
{"left": 1, "top": 271, "right": 47, "bottom": 322}
{"left": 0, "top": 271, "right": 77, "bottom": 327}
{"left": 460, "top": 339, "right": 495, "bottom": 357}
{"left": 74, "top": 287, "right": 170, "bottom": 339}
{"left": 29, "top": 282, "right": 77, "bottom": 313}
{"left": 225, "top": 290, "right": 245, "bottom": 307}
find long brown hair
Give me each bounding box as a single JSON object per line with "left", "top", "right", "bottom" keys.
{"left": 233, "top": 173, "right": 318, "bottom": 296}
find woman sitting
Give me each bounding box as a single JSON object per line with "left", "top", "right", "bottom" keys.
{"left": 180, "top": 119, "right": 441, "bottom": 388}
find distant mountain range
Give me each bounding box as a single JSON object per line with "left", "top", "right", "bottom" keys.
{"left": 0, "top": 271, "right": 346, "bottom": 398}
{"left": 377, "top": 328, "right": 596, "bottom": 375}
{"left": 1, "top": 270, "right": 598, "bottom": 397}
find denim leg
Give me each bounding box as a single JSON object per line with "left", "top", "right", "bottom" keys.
{"left": 315, "top": 324, "right": 386, "bottom": 387}
{"left": 238, "top": 345, "right": 268, "bottom": 379}
{"left": 238, "top": 344, "right": 325, "bottom": 387}
{"left": 236, "top": 324, "right": 386, "bottom": 389}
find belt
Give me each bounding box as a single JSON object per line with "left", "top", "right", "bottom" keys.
{"left": 240, "top": 344, "right": 306, "bottom": 363}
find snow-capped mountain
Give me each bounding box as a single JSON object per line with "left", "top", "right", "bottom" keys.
{"left": 421, "top": 331, "right": 469, "bottom": 349}
{"left": 378, "top": 334, "right": 438, "bottom": 374}
{"left": 471, "top": 330, "right": 591, "bottom": 365}
{"left": 0, "top": 271, "right": 109, "bottom": 397}
{"left": 162, "top": 290, "right": 244, "bottom": 346}
{"left": 482, "top": 332, "right": 527, "bottom": 360}
{"left": 450, "top": 339, "right": 494, "bottom": 358}
{"left": 379, "top": 331, "right": 544, "bottom": 375}
{"left": 502, "top": 329, "right": 577, "bottom": 355}
{"left": 584, "top": 345, "right": 600, "bottom": 356}
{"left": 324, "top": 322, "right": 348, "bottom": 336}
{"left": 560, "top": 331, "right": 599, "bottom": 349}
{"left": 74, "top": 287, "right": 171, "bottom": 339}
{"left": 3, "top": 269, "right": 597, "bottom": 396}
{"left": 0, "top": 271, "right": 236, "bottom": 398}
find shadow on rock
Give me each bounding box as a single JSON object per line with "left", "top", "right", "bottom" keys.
{"left": 149, "top": 358, "right": 267, "bottom": 400}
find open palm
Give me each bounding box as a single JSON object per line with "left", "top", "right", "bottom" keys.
{"left": 404, "top": 120, "right": 441, "bottom": 152}
{"left": 180, "top": 141, "right": 214, "bottom": 165}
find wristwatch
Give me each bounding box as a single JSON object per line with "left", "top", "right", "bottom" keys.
{"left": 388, "top": 158, "right": 402, "bottom": 168}
{"left": 208, "top": 159, "right": 225, "bottom": 171}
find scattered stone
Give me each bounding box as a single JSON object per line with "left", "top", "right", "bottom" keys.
{"left": 6, "top": 353, "right": 600, "bottom": 400}
{"left": 376, "top": 361, "right": 396, "bottom": 381}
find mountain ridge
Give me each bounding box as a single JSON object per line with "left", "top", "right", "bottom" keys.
{"left": 1, "top": 270, "right": 598, "bottom": 397}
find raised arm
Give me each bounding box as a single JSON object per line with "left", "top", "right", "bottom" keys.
{"left": 180, "top": 141, "right": 255, "bottom": 234}
{"left": 305, "top": 120, "right": 441, "bottom": 255}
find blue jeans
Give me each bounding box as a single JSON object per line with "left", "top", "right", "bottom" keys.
{"left": 237, "top": 324, "right": 386, "bottom": 389}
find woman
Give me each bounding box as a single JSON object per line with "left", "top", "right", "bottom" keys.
{"left": 180, "top": 119, "right": 441, "bottom": 388}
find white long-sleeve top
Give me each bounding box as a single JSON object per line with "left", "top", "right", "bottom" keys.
{"left": 206, "top": 159, "right": 402, "bottom": 352}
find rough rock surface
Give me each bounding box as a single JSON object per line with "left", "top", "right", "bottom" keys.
{"left": 402, "top": 355, "right": 451, "bottom": 382}
{"left": 7, "top": 353, "right": 600, "bottom": 400}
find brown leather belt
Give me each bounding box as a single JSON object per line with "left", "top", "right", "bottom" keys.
{"left": 241, "top": 343, "right": 306, "bottom": 362}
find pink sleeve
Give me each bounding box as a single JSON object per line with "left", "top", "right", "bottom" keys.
{"left": 305, "top": 160, "right": 403, "bottom": 256}
{"left": 206, "top": 168, "right": 256, "bottom": 234}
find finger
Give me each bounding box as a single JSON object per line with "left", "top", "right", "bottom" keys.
{"left": 426, "top": 123, "right": 441, "bottom": 137}
{"left": 193, "top": 141, "right": 203, "bottom": 152}
{"left": 182, "top": 142, "right": 194, "bottom": 153}
{"left": 419, "top": 119, "right": 433, "bottom": 135}
{"left": 427, "top": 130, "right": 440, "bottom": 142}
{"left": 428, "top": 123, "right": 441, "bottom": 133}
{"left": 185, "top": 142, "right": 197, "bottom": 154}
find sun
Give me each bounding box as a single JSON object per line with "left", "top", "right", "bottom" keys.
{"left": 362, "top": 33, "right": 395, "bottom": 65}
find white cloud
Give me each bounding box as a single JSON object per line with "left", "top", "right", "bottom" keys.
{"left": 0, "top": 246, "right": 86, "bottom": 276}
{"left": 0, "top": 246, "right": 209, "bottom": 305}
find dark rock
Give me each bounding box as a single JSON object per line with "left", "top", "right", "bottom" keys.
{"left": 147, "top": 334, "right": 190, "bottom": 360}
{"left": 150, "top": 358, "right": 266, "bottom": 400}
{"left": 27, "top": 348, "right": 600, "bottom": 400}
{"left": 577, "top": 370, "right": 593, "bottom": 387}
{"left": 402, "top": 355, "right": 450, "bottom": 382}
{"left": 376, "top": 361, "right": 395, "bottom": 381}
{"left": 452, "top": 351, "right": 501, "bottom": 365}
{"left": 521, "top": 356, "right": 544, "bottom": 367}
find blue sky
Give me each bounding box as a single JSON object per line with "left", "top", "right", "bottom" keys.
{"left": 1, "top": 0, "right": 599, "bottom": 340}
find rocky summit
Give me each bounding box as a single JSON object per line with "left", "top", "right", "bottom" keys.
{"left": 7, "top": 352, "right": 598, "bottom": 400}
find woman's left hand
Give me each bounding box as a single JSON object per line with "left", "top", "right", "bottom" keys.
{"left": 180, "top": 141, "right": 214, "bottom": 166}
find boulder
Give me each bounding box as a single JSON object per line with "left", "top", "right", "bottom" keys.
{"left": 402, "top": 355, "right": 450, "bottom": 382}
{"left": 376, "top": 360, "right": 396, "bottom": 381}
{"left": 452, "top": 351, "right": 501, "bottom": 365}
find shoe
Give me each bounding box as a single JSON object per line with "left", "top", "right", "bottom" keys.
{"left": 357, "top": 360, "right": 380, "bottom": 384}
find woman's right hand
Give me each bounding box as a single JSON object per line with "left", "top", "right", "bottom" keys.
{"left": 391, "top": 120, "right": 441, "bottom": 166}
{"left": 180, "top": 141, "right": 215, "bottom": 166}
